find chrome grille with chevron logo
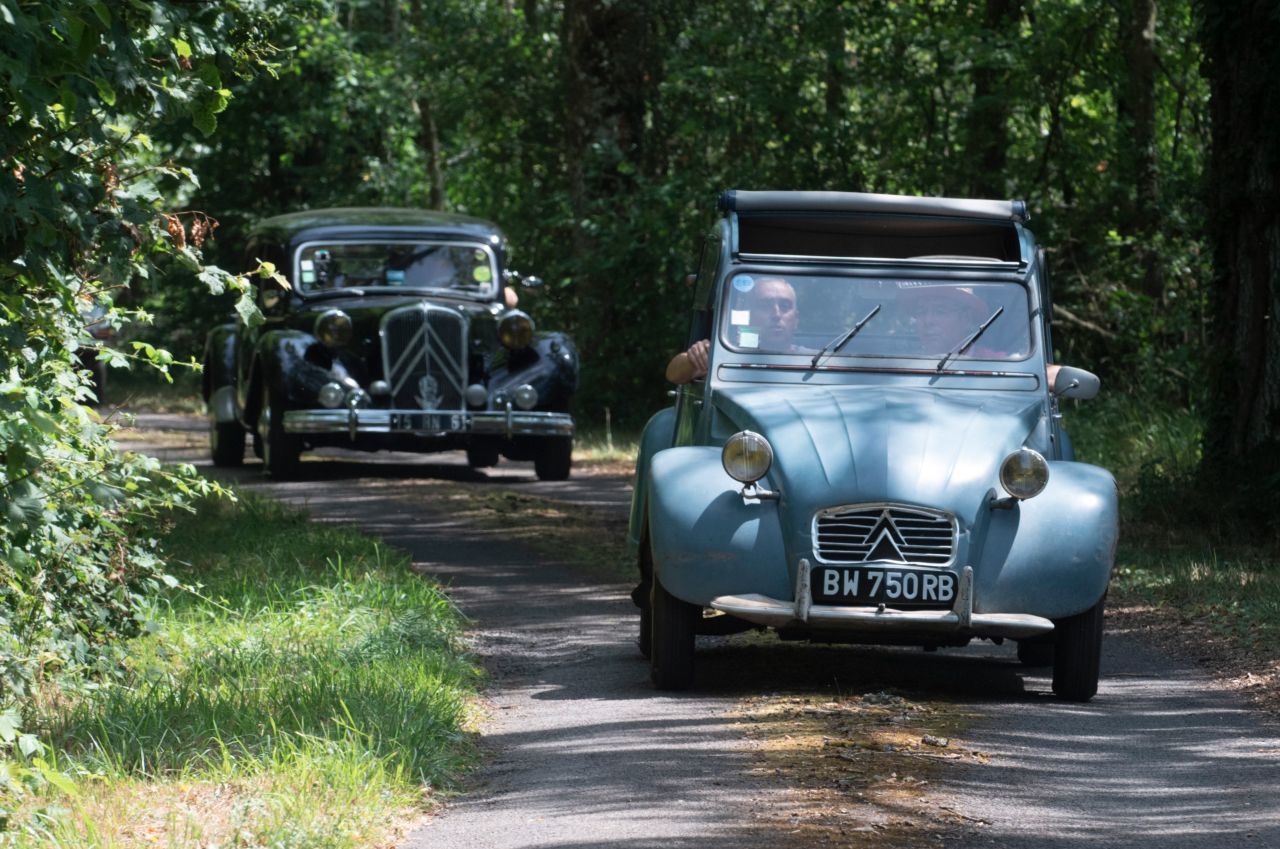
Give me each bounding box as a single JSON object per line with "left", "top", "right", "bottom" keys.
{"left": 380, "top": 304, "right": 466, "bottom": 411}
{"left": 813, "top": 504, "right": 955, "bottom": 566}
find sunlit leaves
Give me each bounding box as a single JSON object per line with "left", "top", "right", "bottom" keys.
{"left": 0, "top": 0, "right": 278, "bottom": 747}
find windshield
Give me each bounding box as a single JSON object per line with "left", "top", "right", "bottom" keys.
{"left": 718, "top": 273, "right": 1032, "bottom": 363}
{"left": 294, "top": 241, "right": 498, "bottom": 297}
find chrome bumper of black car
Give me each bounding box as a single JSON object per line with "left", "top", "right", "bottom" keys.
{"left": 283, "top": 407, "right": 574, "bottom": 440}
{"left": 710, "top": 563, "right": 1055, "bottom": 639}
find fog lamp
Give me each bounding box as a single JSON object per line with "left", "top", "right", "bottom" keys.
{"left": 369, "top": 380, "right": 390, "bottom": 397}
{"left": 498, "top": 310, "right": 535, "bottom": 350}
{"left": 513, "top": 384, "right": 538, "bottom": 410}
{"left": 722, "top": 431, "right": 773, "bottom": 484}
{"left": 1000, "top": 448, "right": 1049, "bottom": 499}
{"left": 464, "top": 384, "right": 488, "bottom": 408}
{"left": 318, "top": 382, "right": 345, "bottom": 408}
{"left": 315, "top": 309, "right": 353, "bottom": 348}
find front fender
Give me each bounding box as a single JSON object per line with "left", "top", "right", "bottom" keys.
{"left": 490, "top": 332, "right": 579, "bottom": 411}
{"left": 974, "top": 461, "right": 1118, "bottom": 619}
{"left": 253, "top": 330, "right": 329, "bottom": 410}
{"left": 647, "top": 446, "right": 790, "bottom": 606}
{"left": 627, "top": 406, "right": 676, "bottom": 557}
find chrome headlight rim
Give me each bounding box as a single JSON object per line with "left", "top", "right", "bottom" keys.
{"left": 498, "top": 310, "right": 535, "bottom": 350}
{"left": 722, "top": 430, "right": 774, "bottom": 484}
{"left": 999, "top": 447, "right": 1050, "bottom": 500}
{"left": 315, "top": 308, "right": 353, "bottom": 348}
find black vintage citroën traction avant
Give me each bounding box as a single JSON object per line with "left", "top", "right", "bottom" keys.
{"left": 202, "top": 208, "right": 578, "bottom": 480}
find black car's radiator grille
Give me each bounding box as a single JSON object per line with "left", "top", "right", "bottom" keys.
{"left": 813, "top": 504, "right": 955, "bottom": 566}
{"left": 380, "top": 305, "right": 466, "bottom": 411}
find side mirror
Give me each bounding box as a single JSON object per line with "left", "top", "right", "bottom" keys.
{"left": 1052, "top": 365, "right": 1100, "bottom": 400}
{"left": 521, "top": 275, "right": 544, "bottom": 290}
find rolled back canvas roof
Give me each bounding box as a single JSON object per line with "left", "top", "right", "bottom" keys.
{"left": 721, "top": 190, "right": 1027, "bottom": 265}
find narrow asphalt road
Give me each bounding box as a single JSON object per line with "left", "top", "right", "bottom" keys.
{"left": 121, "top": 414, "right": 1280, "bottom": 849}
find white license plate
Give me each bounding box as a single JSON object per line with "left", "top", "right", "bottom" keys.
{"left": 391, "top": 412, "right": 464, "bottom": 432}
{"left": 811, "top": 566, "right": 956, "bottom": 607}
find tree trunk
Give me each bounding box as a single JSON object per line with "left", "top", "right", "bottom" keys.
{"left": 964, "top": 0, "right": 1023, "bottom": 198}
{"left": 1200, "top": 0, "right": 1280, "bottom": 477}
{"left": 559, "top": 0, "right": 665, "bottom": 319}
{"left": 414, "top": 98, "right": 444, "bottom": 210}
{"left": 1118, "top": 0, "right": 1163, "bottom": 298}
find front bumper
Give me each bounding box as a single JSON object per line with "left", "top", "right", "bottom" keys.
{"left": 283, "top": 407, "right": 574, "bottom": 440}
{"left": 709, "top": 563, "right": 1054, "bottom": 640}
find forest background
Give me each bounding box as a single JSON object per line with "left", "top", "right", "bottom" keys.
{"left": 1, "top": 0, "right": 1278, "bottom": 746}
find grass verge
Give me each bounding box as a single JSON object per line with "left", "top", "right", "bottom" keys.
{"left": 9, "top": 491, "right": 480, "bottom": 848}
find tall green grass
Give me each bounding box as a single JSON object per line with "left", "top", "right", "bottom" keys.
{"left": 9, "top": 493, "right": 479, "bottom": 848}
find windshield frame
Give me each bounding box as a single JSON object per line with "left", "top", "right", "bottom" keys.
{"left": 291, "top": 238, "right": 501, "bottom": 300}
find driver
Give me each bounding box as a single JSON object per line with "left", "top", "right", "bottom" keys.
{"left": 666, "top": 277, "right": 802, "bottom": 384}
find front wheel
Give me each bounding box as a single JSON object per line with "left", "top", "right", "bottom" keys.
{"left": 1052, "top": 596, "right": 1106, "bottom": 701}
{"left": 650, "top": 574, "right": 697, "bottom": 690}
{"left": 257, "top": 381, "right": 300, "bottom": 479}
{"left": 533, "top": 436, "right": 573, "bottom": 481}
{"left": 209, "top": 413, "right": 245, "bottom": 467}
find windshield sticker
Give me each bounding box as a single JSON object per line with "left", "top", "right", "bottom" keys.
{"left": 733, "top": 275, "right": 755, "bottom": 292}
{"left": 300, "top": 259, "right": 314, "bottom": 271}
{"left": 301, "top": 270, "right": 316, "bottom": 284}
{"left": 473, "top": 266, "right": 492, "bottom": 282}
{"left": 385, "top": 270, "right": 405, "bottom": 284}
{"left": 473, "top": 249, "right": 487, "bottom": 261}
{"left": 730, "top": 309, "right": 751, "bottom": 326}
{"left": 738, "top": 328, "right": 759, "bottom": 348}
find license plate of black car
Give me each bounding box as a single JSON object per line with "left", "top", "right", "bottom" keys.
{"left": 392, "top": 413, "right": 458, "bottom": 432}
{"left": 811, "top": 565, "right": 956, "bottom": 606}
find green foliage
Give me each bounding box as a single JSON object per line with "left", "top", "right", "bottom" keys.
{"left": 0, "top": 0, "right": 280, "bottom": 737}
{"left": 150, "top": 0, "right": 1213, "bottom": 428}
{"left": 5, "top": 492, "right": 477, "bottom": 847}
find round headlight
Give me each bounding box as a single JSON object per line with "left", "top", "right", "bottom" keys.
{"left": 722, "top": 431, "right": 774, "bottom": 484}
{"left": 513, "top": 384, "right": 538, "bottom": 410}
{"left": 317, "top": 382, "right": 345, "bottom": 408}
{"left": 315, "top": 309, "right": 353, "bottom": 348}
{"left": 498, "top": 310, "right": 535, "bottom": 350}
{"left": 1000, "top": 448, "right": 1049, "bottom": 499}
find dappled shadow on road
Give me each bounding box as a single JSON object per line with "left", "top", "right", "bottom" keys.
{"left": 935, "top": 639, "right": 1280, "bottom": 848}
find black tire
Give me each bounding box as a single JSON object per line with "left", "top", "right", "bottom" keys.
{"left": 466, "top": 442, "right": 501, "bottom": 469}
{"left": 649, "top": 573, "right": 697, "bottom": 690}
{"left": 1016, "top": 639, "right": 1054, "bottom": 667}
{"left": 533, "top": 436, "right": 573, "bottom": 481}
{"left": 257, "top": 380, "right": 300, "bottom": 479}
{"left": 209, "top": 413, "right": 245, "bottom": 467}
{"left": 1052, "top": 596, "right": 1106, "bottom": 701}
{"left": 638, "top": 605, "right": 652, "bottom": 659}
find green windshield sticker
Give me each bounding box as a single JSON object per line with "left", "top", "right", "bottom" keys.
{"left": 473, "top": 266, "right": 492, "bottom": 282}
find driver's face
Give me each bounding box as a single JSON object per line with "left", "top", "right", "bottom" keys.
{"left": 749, "top": 278, "right": 798, "bottom": 349}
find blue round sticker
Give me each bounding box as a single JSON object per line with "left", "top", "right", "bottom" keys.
{"left": 733, "top": 275, "right": 755, "bottom": 292}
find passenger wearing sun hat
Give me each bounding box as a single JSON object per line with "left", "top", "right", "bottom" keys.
{"left": 901, "top": 284, "right": 1004, "bottom": 357}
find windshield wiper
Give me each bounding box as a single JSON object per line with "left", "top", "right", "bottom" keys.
{"left": 935, "top": 306, "right": 1004, "bottom": 371}
{"left": 810, "top": 304, "right": 881, "bottom": 369}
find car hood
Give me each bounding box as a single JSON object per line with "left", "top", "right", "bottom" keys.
{"left": 712, "top": 384, "right": 1045, "bottom": 520}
